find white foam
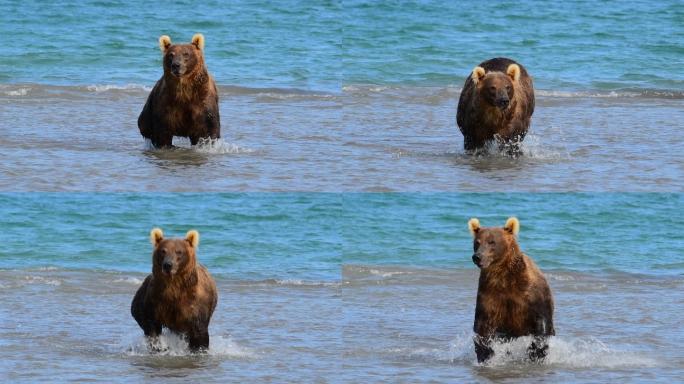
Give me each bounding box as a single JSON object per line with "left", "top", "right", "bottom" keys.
{"left": 125, "top": 331, "right": 256, "bottom": 359}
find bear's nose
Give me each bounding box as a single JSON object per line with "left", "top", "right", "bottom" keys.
{"left": 495, "top": 98, "right": 509, "bottom": 109}
{"left": 472, "top": 254, "right": 481, "bottom": 267}
{"left": 162, "top": 261, "right": 173, "bottom": 273}
{"left": 171, "top": 62, "right": 181, "bottom": 73}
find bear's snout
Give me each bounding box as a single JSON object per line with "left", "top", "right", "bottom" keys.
{"left": 162, "top": 260, "right": 174, "bottom": 274}
{"left": 472, "top": 254, "right": 482, "bottom": 268}
{"left": 495, "top": 97, "right": 510, "bottom": 110}
{"left": 170, "top": 62, "right": 182, "bottom": 76}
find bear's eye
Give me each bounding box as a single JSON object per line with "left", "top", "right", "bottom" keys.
{"left": 183, "top": 52, "right": 190, "bottom": 58}
{"left": 487, "top": 240, "right": 495, "bottom": 245}
{"left": 489, "top": 86, "right": 496, "bottom": 92}
{"left": 160, "top": 249, "right": 167, "bottom": 255}
{"left": 506, "top": 85, "right": 511, "bottom": 91}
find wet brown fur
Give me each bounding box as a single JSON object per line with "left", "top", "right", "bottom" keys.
{"left": 138, "top": 34, "right": 220, "bottom": 148}
{"left": 469, "top": 218, "right": 554, "bottom": 363}
{"left": 457, "top": 58, "right": 535, "bottom": 154}
{"left": 131, "top": 229, "right": 218, "bottom": 352}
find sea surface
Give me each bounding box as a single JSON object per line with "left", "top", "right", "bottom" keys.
{"left": 1, "top": 1, "right": 683, "bottom": 383}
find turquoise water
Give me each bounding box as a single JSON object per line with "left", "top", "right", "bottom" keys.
{"left": 2, "top": 1, "right": 683, "bottom": 93}
{"left": 2, "top": 193, "right": 682, "bottom": 277}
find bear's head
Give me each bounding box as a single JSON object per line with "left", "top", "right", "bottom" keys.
{"left": 158, "top": 34, "right": 205, "bottom": 78}
{"left": 149, "top": 228, "right": 199, "bottom": 278}
{"left": 468, "top": 217, "right": 520, "bottom": 269}
{"left": 471, "top": 64, "right": 521, "bottom": 110}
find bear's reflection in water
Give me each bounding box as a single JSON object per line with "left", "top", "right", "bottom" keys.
{"left": 143, "top": 146, "right": 211, "bottom": 168}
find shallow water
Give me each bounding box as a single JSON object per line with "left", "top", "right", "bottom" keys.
{"left": 1, "top": 85, "right": 682, "bottom": 191}
{"left": 1, "top": 266, "right": 682, "bottom": 383}
{"left": 1, "top": 193, "right": 683, "bottom": 382}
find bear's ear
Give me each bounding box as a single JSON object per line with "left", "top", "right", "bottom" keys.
{"left": 191, "top": 33, "right": 205, "bottom": 51}
{"left": 185, "top": 229, "right": 200, "bottom": 248}
{"left": 468, "top": 218, "right": 481, "bottom": 236}
{"left": 159, "top": 35, "right": 172, "bottom": 53}
{"left": 504, "top": 217, "right": 520, "bottom": 236}
{"left": 506, "top": 64, "right": 521, "bottom": 83}
{"left": 471, "top": 66, "right": 486, "bottom": 85}
{"left": 150, "top": 228, "right": 164, "bottom": 247}
{"left": 159, "top": 35, "right": 172, "bottom": 54}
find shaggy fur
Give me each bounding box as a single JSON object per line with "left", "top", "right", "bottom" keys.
{"left": 468, "top": 217, "right": 554, "bottom": 363}
{"left": 457, "top": 58, "right": 535, "bottom": 155}
{"left": 131, "top": 228, "right": 218, "bottom": 352}
{"left": 138, "top": 33, "right": 220, "bottom": 148}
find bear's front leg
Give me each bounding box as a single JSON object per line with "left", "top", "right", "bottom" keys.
{"left": 205, "top": 109, "right": 220, "bottom": 140}
{"left": 150, "top": 129, "right": 174, "bottom": 149}
{"left": 187, "top": 324, "right": 210, "bottom": 353}
{"left": 528, "top": 335, "right": 549, "bottom": 362}
{"left": 474, "top": 334, "right": 494, "bottom": 363}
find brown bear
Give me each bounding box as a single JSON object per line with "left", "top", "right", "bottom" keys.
{"left": 456, "top": 58, "right": 535, "bottom": 155}
{"left": 131, "top": 228, "right": 218, "bottom": 352}
{"left": 138, "top": 34, "right": 220, "bottom": 148}
{"left": 467, "top": 217, "right": 554, "bottom": 363}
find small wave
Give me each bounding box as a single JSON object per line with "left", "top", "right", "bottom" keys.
{"left": 112, "top": 277, "right": 144, "bottom": 285}
{"left": 36, "top": 266, "right": 60, "bottom": 272}
{"left": 125, "top": 331, "right": 256, "bottom": 358}
{"left": 23, "top": 275, "right": 62, "bottom": 286}
{"left": 342, "top": 83, "right": 684, "bottom": 100}
{"left": 545, "top": 273, "right": 578, "bottom": 281}
{"left": 86, "top": 83, "right": 152, "bottom": 93}
{"left": 537, "top": 88, "right": 684, "bottom": 100}
{"left": 4, "top": 87, "right": 30, "bottom": 96}
{"left": 254, "top": 278, "right": 340, "bottom": 288}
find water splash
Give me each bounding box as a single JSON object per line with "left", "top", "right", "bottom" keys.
{"left": 143, "top": 137, "right": 253, "bottom": 154}
{"left": 194, "top": 138, "right": 253, "bottom": 155}
{"left": 389, "top": 333, "right": 660, "bottom": 369}
{"left": 475, "top": 335, "right": 659, "bottom": 368}
{"left": 124, "top": 331, "right": 256, "bottom": 359}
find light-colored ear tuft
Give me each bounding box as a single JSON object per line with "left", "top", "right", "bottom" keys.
{"left": 191, "top": 33, "right": 205, "bottom": 50}
{"left": 506, "top": 63, "right": 521, "bottom": 83}
{"left": 185, "top": 230, "right": 200, "bottom": 248}
{"left": 471, "top": 66, "right": 486, "bottom": 84}
{"left": 468, "top": 218, "right": 481, "bottom": 236}
{"left": 150, "top": 228, "right": 164, "bottom": 247}
{"left": 504, "top": 217, "right": 520, "bottom": 236}
{"left": 159, "top": 35, "right": 172, "bottom": 53}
